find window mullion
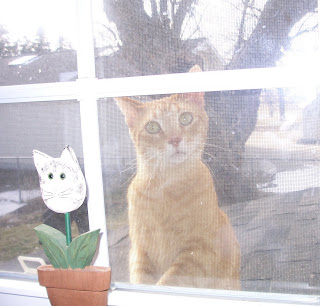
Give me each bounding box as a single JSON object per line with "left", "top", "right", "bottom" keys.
{"left": 76, "top": 0, "right": 109, "bottom": 267}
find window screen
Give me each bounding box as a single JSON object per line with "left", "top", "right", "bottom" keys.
{"left": 0, "top": 0, "right": 319, "bottom": 302}
{"left": 94, "top": 0, "right": 318, "bottom": 77}
{"left": 0, "top": 101, "right": 88, "bottom": 276}
{"left": 99, "top": 85, "right": 320, "bottom": 294}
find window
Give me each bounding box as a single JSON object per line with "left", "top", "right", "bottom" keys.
{"left": 1, "top": 0, "right": 320, "bottom": 305}
{"left": 0, "top": 101, "right": 87, "bottom": 276}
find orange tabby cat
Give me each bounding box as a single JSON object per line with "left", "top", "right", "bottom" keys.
{"left": 116, "top": 66, "right": 240, "bottom": 290}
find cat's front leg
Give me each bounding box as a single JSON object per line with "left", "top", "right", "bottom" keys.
{"left": 156, "top": 247, "right": 240, "bottom": 289}
{"left": 156, "top": 251, "right": 201, "bottom": 288}
{"left": 130, "top": 245, "right": 157, "bottom": 284}
{"left": 157, "top": 245, "right": 240, "bottom": 290}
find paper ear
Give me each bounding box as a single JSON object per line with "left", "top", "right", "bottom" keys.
{"left": 33, "top": 150, "right": 51, "bottom": 172}
{"left": 60, "top": 145, "right": 80, "bottom": 166}
{"left": 115, "top": 97, "right": 144, "bottom": 128}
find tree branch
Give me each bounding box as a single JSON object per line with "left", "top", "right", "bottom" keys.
{"left": 150, "top": 0, "right": 159, "bottom": 19}
{"left": 233, "top": 0, "right": 250, "bottom": 57}
{"left": 173, "top": 0, "right": 196, "bottom": 37}
{"left": 229, "top": 0, "right": 318, "bottom": 69}
{"left": 292, "top": 24, "right": 318, "bottom": 40}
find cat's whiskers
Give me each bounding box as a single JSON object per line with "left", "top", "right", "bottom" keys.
{"left": 127, "top": 157, "right": 138, "bottom": 165}
{"left": 117, "top": 159, "right": 137, "bottom": 187}
{"left": 141, "top": 151, "right": 159, "bottom": 164}
{"left": 138, "top": 151, "right": 160, "bottom": 173}
{"left": 202, "top": 150, "right": 238, "bottom": 171}
{"left": 119, "top": 161, "right": 137, "bottom": 174}
{"left": 119, "top": 152, "right": 158, "bottom": 188}
{"left": 205, "top": 142, "right": 233, "bottom": 153}
{"left": 226, "top": 120, "right": 240, "bottom": 134}
{"left": 120, "top": 170, "right": 137, "bottom": 187}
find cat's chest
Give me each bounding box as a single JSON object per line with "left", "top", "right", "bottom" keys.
{"left": 131, "top": 173, "right": 205, "bottom": 203}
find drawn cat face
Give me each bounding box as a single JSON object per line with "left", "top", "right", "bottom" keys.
{"left": 116, "top": 66, "right": 208, "bottom": 168}
{"left": 33, "top": 146, "right": 86, "bottom": 213}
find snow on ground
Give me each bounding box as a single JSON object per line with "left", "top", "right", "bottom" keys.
{"left": 0, "top": 190, "right": 40, "bottom": 216}
{"left": 260, "top": 165, "right": 320, "bottom": 193}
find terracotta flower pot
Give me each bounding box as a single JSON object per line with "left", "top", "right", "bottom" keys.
{"left": 37, "top": 265, "right": 111, "bottom": 306}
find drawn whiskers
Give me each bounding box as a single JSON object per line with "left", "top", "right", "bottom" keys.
{"left": 41, "top": 190, "right": 55, "bottom": 201}
{"left": 41, "top": 188, "right": 72, "bottom": 200}
{"left": 58, "top": 188, "right": 72, "bottom": 199}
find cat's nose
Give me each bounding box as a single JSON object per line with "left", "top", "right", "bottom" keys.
{"left": 168, "top": 137, "right": 182, "bottom": 147}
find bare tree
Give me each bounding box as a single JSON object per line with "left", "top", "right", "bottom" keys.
{"left": 0, "top": 25, "right": 19, "bottom": 57}
{"left": 103, "top": 0, "right": 205, "bottom": 75}
{"left": 0, "top": 24, "right": 53, "bottom": 57}
{"left": 102, "top": 0, "right": 318, "bottom": 203}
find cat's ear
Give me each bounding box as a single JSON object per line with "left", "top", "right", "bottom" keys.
{"left": 178, "top": 65, "right": 205, "bottom": 107}
{"left": 61, "top": 145, "right": 80, "bottom": 166}
{"left": 33, "top": 150, "right": 51, "bottom": 171}
{"left": 178, "top": 92, "right": 205, "bottom": 108}
{"left": 115, "top": 97, "right": 143, "bottom": 128}
{"left": 189, "top": 65, "right": 202, "bottom": 73}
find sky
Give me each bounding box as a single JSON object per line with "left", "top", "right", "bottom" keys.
{"left": 0, "top": 0, "right": 78, "bottom": 49}
{"left": 0, "top": 0, "right": 317, "bottom": 54}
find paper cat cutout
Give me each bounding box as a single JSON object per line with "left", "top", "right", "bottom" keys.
{"left": 115, "top": 66, "right": 240, "bottom": 290}
{"left": 33, "top": 146, "right": 86, "bottom": 214}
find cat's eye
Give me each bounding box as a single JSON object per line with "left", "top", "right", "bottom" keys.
{"left": 60, "top": 173, "right": 66, "bottom": 180}
{"left": 146, "top": 121, "right": 161, "bottom": 134}
{"left": 179, "top": 112, "right": 193, "bottom": 126}
{"left": 48, "top": 173, "right": 54, "bottom": 180}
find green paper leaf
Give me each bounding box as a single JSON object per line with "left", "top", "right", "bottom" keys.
{"left": 67, "top": 229, "right": 100, "bottom": 269}
{"left": 34, "top": 224, "right": 68, "bottom": 269}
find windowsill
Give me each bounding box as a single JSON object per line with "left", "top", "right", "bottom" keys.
{"left": 0, "top": 278, "right": 319, "bottom": 306}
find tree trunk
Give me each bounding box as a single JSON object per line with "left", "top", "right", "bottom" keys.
{"left": 206, "top": 0, "right": 318, "bottom": 204}
{"left": 103, "top": 0, "right": 201, "bottom": 76}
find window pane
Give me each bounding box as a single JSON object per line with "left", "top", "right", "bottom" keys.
{"left": 0, "top": 0, "right": 77, "bottom": 86}
{"left": 99, "top": 85, "right": 320, "bottom": 294}
{"left": 94, "top": 1, "right": 318, "bottom": 78}
{"left": 0, "top": 101, "right": 88, "bottom": 276}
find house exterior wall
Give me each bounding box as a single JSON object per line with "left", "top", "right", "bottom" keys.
{"left": 0, "top": 101, "right": 82, "bottom": 168}
{"left": 0, "top": 99, "right": 135, "bottom": 173}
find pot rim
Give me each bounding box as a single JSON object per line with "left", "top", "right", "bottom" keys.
{"left": 37, "top": 264, "right": 111, "bottom": 291}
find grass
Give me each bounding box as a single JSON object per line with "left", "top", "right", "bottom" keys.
{"left": 0, "top": 200, "right": 85, "bottom": 262}
{"left": 0, "top": 197, "right": 46, "bottom": 262}
{"left": 105, "top": 173, "right": 131, "bottom": 230}
{"left": 0, "top": 223, "right": 41, "bottom": 262}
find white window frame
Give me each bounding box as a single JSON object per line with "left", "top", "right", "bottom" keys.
{"left": 0, "top": 0, "right": 320, "bottom": 304}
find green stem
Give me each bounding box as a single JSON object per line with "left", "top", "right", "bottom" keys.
{"left": 65, "top": 212, "right": 72, "bottom": 246}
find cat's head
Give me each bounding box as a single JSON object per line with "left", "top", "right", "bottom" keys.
{"left": 115, "top": 66, "right": 208, "bottom": 168}
{"left": 33, "top": 146, "right": 86, "bottom": 213}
